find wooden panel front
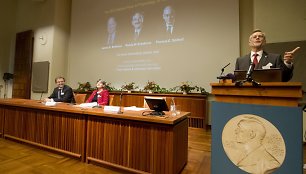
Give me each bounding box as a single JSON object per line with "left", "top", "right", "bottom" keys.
{"left": 211, "top": 82, "right": 302, "bottom": 107}
{"left": 2, "top": 105, "right": 86, "bottom": 160}
{"left": 86, "top": 115, "right": 188, "bottom": 174}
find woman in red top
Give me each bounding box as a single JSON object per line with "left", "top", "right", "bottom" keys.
{"left": 86, "top": 80, "right": 109, "bottom": 105}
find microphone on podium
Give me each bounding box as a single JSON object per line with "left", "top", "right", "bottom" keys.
{"left": 245, "top": 62, "right": 255, "bottom": 80}
{"left": 235, "top": 62, "right": 260, "bottom": 87}
{"left": 220, "top": 63, "right": 230, "bottom": 76}
{"left": 217, "top": 63, "right": 233, "bottom": 80}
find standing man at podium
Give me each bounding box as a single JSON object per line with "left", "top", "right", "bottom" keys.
{"left": 235, "top": 29, "right": 299, "bottom": 82}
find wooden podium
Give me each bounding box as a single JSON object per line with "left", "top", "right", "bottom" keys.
{"left": 210, "top": 82, "right": 304, "bottom": 174}
{"left": 211, "top": 82, "right": 302, "bottom": 107}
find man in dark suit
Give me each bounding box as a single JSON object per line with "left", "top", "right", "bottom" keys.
{"left": 45, "top": 76, "right": 75, "bottom": 103}
{"left": 235, "top": 29, "right": 299, "bottom": 82}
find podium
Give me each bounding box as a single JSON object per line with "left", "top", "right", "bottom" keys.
{"left": 211, "top": 82, "right": 302, "bottom": 107}
{"left": 210, "top": 82, "right": 303, "bottom": 174}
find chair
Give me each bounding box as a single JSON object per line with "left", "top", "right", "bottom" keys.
{"left": 74, "top": 93, "right": 87, "bottom": 104}
{"left": 108, "top": 94, "right": 114, "bottom": 106}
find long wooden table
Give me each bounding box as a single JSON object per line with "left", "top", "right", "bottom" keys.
{"left": 76, "top": 91, "right": 208, "bottom": 128}
{"left": 0, "top": 98, "right": 189, "bottom": 174}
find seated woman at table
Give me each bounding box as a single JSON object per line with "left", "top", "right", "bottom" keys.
{"left": 86, "top": 79, "right": 109, "bottom": 106}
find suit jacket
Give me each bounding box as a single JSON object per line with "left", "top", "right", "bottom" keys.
{"left": 49, "top": 85, "right": 75, "bottom": 103}
{"left": 235, "top": 51, "right": 293, "bottom": 82}
{"left": 86, "top": 89, "right": 109, "bottom": 105}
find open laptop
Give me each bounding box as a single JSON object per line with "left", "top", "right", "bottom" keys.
{"left": 234, "top": 68, "right": 282, "bottom": 82}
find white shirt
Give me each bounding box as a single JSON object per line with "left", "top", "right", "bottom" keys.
{"left": 250, "top": 50, "right": 263, "bottom": 63}
{"left": 166, "top": 24, "right": 174, "bottom": 34}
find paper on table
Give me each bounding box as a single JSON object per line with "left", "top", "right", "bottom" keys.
{"left": 78, "top": 102, "right": 98, "bottom": 108}
{"left": 124, "top": 106, "right": 148, "bottom": 111}
{"left": 45, "top": 101, "right": 57, "bottom": 106}
{"left": 104, "top": 106, "right": 120, "bottom": 112}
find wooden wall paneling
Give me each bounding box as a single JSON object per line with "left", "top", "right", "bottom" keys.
{"left": 0, "top": 107, "right": 4, "bottom": 137}
{"left": 122, "top": 95, "right": 144, "bottom": 107}
{"left": 170, "top": 97, "right": 206, "bottom": 128}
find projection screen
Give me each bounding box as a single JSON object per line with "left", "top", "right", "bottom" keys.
{"left": 68, "top": 0, "right": 240, "bottom": 92}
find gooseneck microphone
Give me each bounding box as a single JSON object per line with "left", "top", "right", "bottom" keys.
{"left": 40, "top": 92, "right": 44, "bottom": 101}
{"left": 220, "top": 63, "right": 230, "bottom": 76}
{"left": 117, "top": 90, "right": 123, "bottom": 114}
{"left": 217, "top": 63, "right": 231, "bottom": 79}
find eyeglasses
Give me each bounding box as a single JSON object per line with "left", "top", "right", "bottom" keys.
{"left": 251, "top": 35, "right": 264, "bottom": 39}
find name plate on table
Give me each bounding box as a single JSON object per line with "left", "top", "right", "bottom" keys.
{"left": 104, "top": 106, "right": 120, "bottom": 112}
{"left": 45, "top": 101, "right": 57, "bottom": 106}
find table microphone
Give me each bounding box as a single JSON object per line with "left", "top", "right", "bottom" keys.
{"left": 117, "top": 90, "right": 123, "bottom": 114}
{"left": 39, "top": 92, "right": 44, "bottom": 101}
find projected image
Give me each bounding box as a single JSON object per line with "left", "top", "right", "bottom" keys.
{"left": 100, "top": 1, "right": 188, "bottom": 73}
{"left": 106, "top": 17, "right": 117, "bottom": 46}
{"left": 162, "top": 6, "right": 175, "bottom": 35}
{"left": 101, "top": 3, "right": 184, "bottom": 50}
{"left": 131, "top": 12, "right": 144, "bottom": 41}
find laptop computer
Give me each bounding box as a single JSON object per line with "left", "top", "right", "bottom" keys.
{"left": 234, "top": 68, "right": 282, "bottom": 82}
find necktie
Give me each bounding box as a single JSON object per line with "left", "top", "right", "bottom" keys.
{"left": 167, "top": 26, "right": 173, "bottom": 34}
{"left": 253, "top": 53, "right": 259, "bottom": 65}
{"left": 58, "top": 90, "right": 61, "bottom": 99}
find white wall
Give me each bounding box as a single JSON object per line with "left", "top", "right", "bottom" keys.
{"left": 2, "top": 0, "right": 71, "bottom": 100}
{"left": 254, "top": 0, "right": 306, "bottom": 43}
{"left": 0, "top": 0, "right": 17, "bottom": 98}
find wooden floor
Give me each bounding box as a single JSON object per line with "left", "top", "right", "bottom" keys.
{"left": 0, "top": 128, "right": 211, "bottom": 174}
{"left": 0, "top": 128, "right": 305, "bottom": 174}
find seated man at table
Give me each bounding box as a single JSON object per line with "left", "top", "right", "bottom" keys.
{"left": 45, "top": 76, "right": 75, "bottom": 103}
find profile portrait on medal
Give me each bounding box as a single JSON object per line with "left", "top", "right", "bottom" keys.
{"left": 222, "top": 114, "right": 286, "bottom": 174}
